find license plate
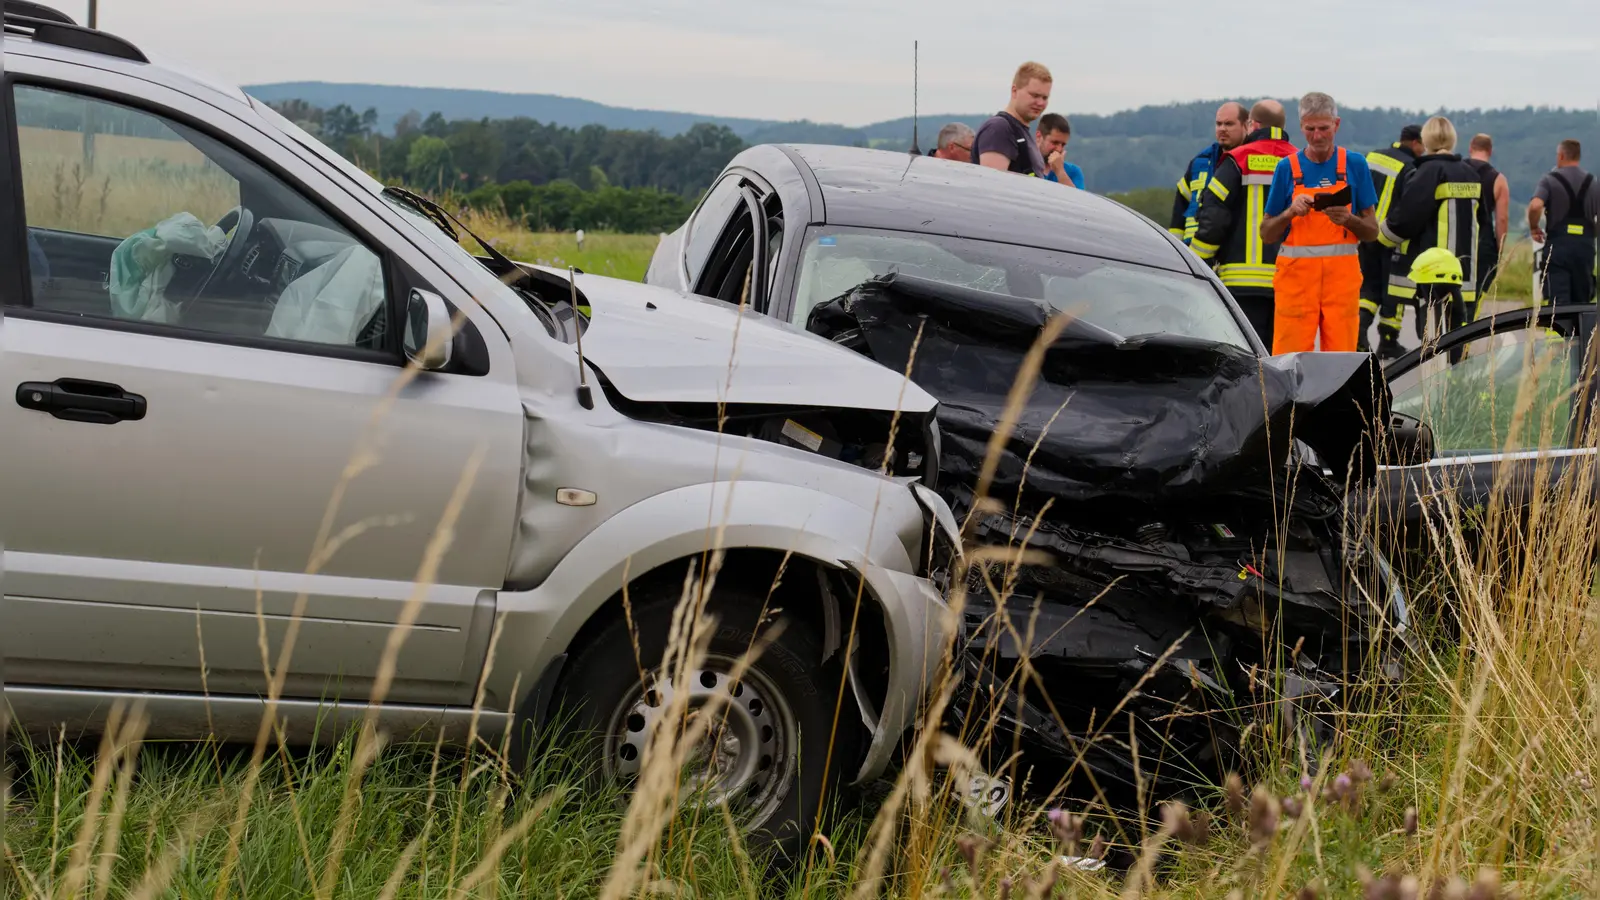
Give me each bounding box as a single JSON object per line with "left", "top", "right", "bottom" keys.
{"left": 959, "top": 773, "right": 1011, "bottom": 818}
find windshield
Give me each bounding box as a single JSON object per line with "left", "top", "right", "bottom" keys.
{"left": 253, "top": 99, "right": 508, "bottom": 283}
{"left": 791, "top": 227, "right": 1251, "bottom": 350}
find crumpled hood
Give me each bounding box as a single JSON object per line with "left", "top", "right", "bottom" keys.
{"left": 573, "top": 272, "right": 937, "bottom": 415}
{"left": 807, "top": 273, "right": 1393, "bottom": 511}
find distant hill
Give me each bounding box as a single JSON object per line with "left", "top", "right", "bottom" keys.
{"left": 244, "top": 82, "right": 776, "bottom": 139}
{"left": 244, "top": 82, "right": 1600, "bottom": 199}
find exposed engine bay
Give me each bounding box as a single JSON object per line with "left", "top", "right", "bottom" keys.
{"left": 806, "top": 273, "right": 1413, "bottom": 805}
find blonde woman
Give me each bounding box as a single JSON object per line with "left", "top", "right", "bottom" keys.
{"left": 1375, "top": 115, "right": 1494, "bottom": 345}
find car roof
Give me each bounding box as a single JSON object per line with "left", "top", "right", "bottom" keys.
{"left": 3, "top": 24, "right": 253, "bottom": 113}
{"left": 778, "top": 143, "right": 1193, "bottom": 273}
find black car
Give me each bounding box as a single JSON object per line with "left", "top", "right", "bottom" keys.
{"left": 642, "top": 145, "right": 1440, "bottom": 809}
{"left": 645, "top": 143, "right": 1262, "bottom": 355}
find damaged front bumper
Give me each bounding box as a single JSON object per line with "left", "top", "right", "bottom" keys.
{"left": 804, "top": 273, "right": 1415, "bottom": 802}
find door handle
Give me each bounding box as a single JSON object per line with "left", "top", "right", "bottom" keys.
{"left": 16, "top": 378, "right": 147, "bottom": 424}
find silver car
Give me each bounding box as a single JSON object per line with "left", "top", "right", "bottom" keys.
{"left": 0, "top": 5, "right": 960, "bottom": 857}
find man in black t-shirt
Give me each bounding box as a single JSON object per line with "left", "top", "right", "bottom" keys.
{"left": 972, "top": 61, "right": 1052, "bottom": 177}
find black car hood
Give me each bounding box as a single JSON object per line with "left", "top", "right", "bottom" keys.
{"left": 807, "top": 273, "right": 1390, "bottom": 513}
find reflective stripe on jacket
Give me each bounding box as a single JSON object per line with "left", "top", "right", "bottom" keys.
{"left": 1169, "top": 142, "right": 1223, "bottom": 242}
{"left": 1378, "top": 152, "right": 1492, "bottom": 302}
{"left": 1192, "top": 127, "right": 1295, "bottom": 291}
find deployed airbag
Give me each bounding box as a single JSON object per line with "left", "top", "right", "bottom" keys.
{"left": 265, "top": 245, "right": 385, "bottom": 345}
{"left": 108, "top": 212, "right": 228, "bottom": 323}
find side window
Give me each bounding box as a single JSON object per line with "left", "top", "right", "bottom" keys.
{"left": 1389, "top": 325, "right": 1580, "bottom": 455}
{"left": 683, "top": 175, "right": 746, "bottom": 288}
{"left": 697, "top": 191, "right": 783, "bottom": 311}
{"left": 13, "top": 85, "right": 390, "bottom": 351}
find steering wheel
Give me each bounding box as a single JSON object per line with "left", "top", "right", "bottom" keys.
{"left": 188, "top": 205, "right": 255, "bottom": 301}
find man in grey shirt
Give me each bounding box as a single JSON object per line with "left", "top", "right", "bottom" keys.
{"left": 1528, "top": 139, "right": 1600, "bottom": 304}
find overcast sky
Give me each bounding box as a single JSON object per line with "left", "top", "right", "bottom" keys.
{"left": 91, "top": 0, "right": 1600, "bottom": 124}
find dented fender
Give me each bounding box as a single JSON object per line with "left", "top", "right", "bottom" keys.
{"left": 485, "top": 478, "right": 951, "bottom": 783}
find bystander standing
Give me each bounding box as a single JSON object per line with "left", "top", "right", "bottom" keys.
{"left": 928, "top": 123, "right": 975, "bottom": 163}
{"left": 972, "top": 62, "right": 1053, "bottom": 177}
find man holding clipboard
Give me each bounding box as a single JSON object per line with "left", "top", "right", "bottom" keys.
{"left": 1259, "top": 92, "right": 1380, "bottom": 353}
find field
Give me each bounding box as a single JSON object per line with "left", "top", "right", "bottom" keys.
{"left": 8, "top": 188, "right": 1600, "bottom": 899}
{"left": 457, "top": 209, "right": 663, "bottom": 282}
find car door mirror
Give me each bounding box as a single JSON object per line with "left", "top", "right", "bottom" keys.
{"left": 404, "top": 288, "right": 454, "bottom": 371}
{"left": 1377, "top": 411, "right": 1435, "bottom": 466}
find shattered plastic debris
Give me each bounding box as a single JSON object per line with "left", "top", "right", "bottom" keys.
{"left": 807, "top": 273, "right": 1406, "bottom": 803}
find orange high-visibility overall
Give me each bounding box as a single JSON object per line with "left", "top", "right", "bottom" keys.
{"left": 1271, "top": 148, "right": 1364, "bottom": 354}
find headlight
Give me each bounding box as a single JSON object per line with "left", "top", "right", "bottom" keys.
{"left": 911, "top": 483, "right": 962, "bottom": 593}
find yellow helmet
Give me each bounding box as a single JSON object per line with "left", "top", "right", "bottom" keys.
{"left": 1408, "top": 247, "right": 1464, "bottom": 285}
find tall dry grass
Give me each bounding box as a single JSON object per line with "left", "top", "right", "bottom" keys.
{"left": 5, "top": 206, "right": 1598, "bottom": 900}
{"left": 17, "top": 126, "right": 239, "bottom": 238}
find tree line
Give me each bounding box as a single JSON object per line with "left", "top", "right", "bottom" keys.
{"left": 272, "top": 96, "right": 1600, "bottom": 233}
{"left": 269, "top": 99, "right": 742, "bottom": 233}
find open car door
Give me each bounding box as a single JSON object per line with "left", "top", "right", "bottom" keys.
{"left": 1365, "top": 304, "right": 1599, "bottom": 557}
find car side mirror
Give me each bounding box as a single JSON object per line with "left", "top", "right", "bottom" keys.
{"left": 1378, "top": 411, "right": 1435, "bottom": 467}
{"left": 404, "top": 288, "right": 454, "bottom": 371}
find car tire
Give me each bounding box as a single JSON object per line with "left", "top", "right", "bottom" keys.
{"left": 547, "top": 580, "right": 860, "bottom": 865}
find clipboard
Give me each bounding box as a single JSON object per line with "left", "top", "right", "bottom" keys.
{"left": 1312, "top": 184, "right": 1352, "bottom": 210}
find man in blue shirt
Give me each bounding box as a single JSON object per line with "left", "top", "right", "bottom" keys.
{"left": 1259, "top": 91, "right": 1380, "bottom": 353}
{"left": 1036, "top": 113, "right": 1085, "bottom": 189}
{"left": 1262, "top": 144, "right": 1379, "bottom": 224}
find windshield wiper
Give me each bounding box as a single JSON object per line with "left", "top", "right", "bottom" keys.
{"left": 380, "top": 185, "right": 527, "bottom": 284}
{"left": 381, "top": 184, "right": 566, "bottom": 336}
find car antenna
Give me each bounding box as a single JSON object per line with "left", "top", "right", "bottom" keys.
{"left": 568, "top": 266, "right": 594, "bottom": 410}
{"left": 908, "top": 40, "right": 920, "bottom": 156}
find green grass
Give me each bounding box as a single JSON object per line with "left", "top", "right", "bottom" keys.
{"left": 456, "top": 209, "right": 664, "bottom": 283}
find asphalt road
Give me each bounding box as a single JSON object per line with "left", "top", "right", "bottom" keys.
{"left": 1381, "top": 298, "right": 1528, "bottom": 354}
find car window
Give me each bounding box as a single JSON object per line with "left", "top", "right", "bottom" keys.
{"left": 683, "top": 175, "right": 745, "bottom": 288}
{"left": 13, "top": 85, "right": 390, "bottom": 352}
{"left": 1389, "top": 325, "right": 1579, "bottom": 456}
{"left": 791, "top": 226, "right": 1250, "bottom": 350}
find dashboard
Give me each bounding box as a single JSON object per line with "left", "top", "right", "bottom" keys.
{"left": 241, "top": 217, "right": 361, "bottom": 298}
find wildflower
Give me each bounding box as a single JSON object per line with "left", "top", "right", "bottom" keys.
{"left": 1282, "top": 795, "right": 1304, "bottom": 820}
{"left": 1403, "top": 806, "right": 1418, "bottom": 836}
{"left": 1223, "top": 772, "right": 1246, "bottom": 816}
{"left": 1362, "top": 867, "right": 1405, "bottom": 900}
{"left": 1247, "top": 785, "right": 1280, "bottom": 844}
{"left": 1379, "top": 772, "right": 1399, "bottom": 793}
{"left": 1301, "top": 774, "right": 1314, "bottom": 793}
{"left": 998, "top": 877, "right": 1012, "bottom": 900}
{"left": 1047, "top": 808, "right": 1084, "bottom": 854}
{"left": 1298, "top": 880, "right": 1322, "bottom": 900}
{"left": 1087, "top": 833, "right": 1108, "bottom": 861}
{"left": 1465, "top": 868, "right": 1501, "bottom": 900}
{"left": 1161, "top": 801, "right": 1196, "bottom": 843}
{"left": 1350, "top": 759, "right": 1374, "bottom": 782}
{"left": 956, "top": 834, "right": 984, "bottom": 874}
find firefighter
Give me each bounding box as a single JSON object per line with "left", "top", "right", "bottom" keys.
{"left": 1191, "top": 99, "right": 1296, "bottom": 348}
{"left": 1259, "top": 92, "right": 1380, "bottom": 354}
{"left": 1358, "top": 124, "right": 1422, "bottom": 357}
{"left": 1168, "top": 102, "right": 1249, "bottom": 243}
{"left": 1527, "top": 139, "right": 1600, "bottom": 305}
{"left": 1377, "top": 116, "right": 1493, "bottom": 346}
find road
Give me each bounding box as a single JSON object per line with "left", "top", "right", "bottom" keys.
{"left": 1385, "top": 298, "right": 1529, "bottom": 353}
